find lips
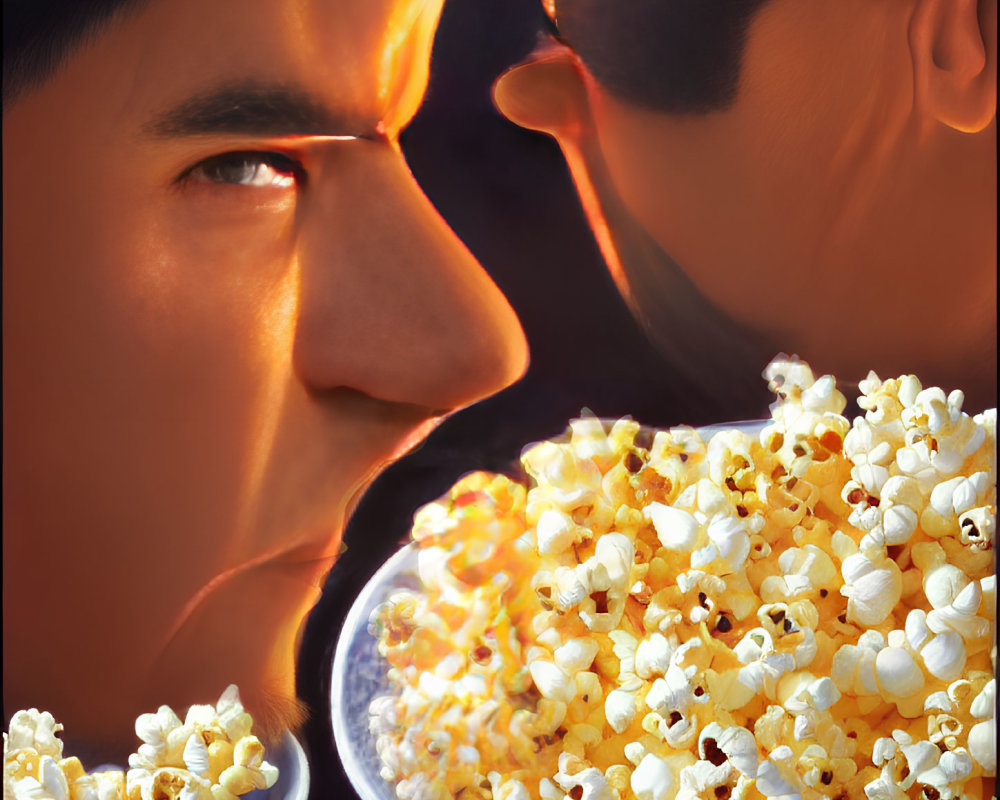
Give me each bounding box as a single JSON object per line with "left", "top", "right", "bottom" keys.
{"left": 330, "top": 406, "right": 448, "bottom": 526}
{"left": 147, "top": 392, "right": 450, "bottom": 699}
{"left": 163, "top": 403, "right": 447, "bottom": 642}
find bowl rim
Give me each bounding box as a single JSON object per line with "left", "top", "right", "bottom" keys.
{"left": 330, "top": 418, "right": 771, "bottom": 800}
{"left": 331, "top": 541, "right": 419, "bottom": 800}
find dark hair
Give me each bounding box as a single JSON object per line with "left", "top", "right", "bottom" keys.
{"left": 552, "top": 0, "right": 770, "bottom": 114}
{"left": 3, "top": 0, "right": 148, "bottom": 107}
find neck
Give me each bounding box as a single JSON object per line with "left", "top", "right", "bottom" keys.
{"left": 559, "top": 132, "right": 776, "bottom": 420}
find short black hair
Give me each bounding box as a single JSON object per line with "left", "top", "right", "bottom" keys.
{"left": 3, "top": 0, "right": 148, "bottom": 108}
{"left": 552, "top": 0, "right": 770, "bottom": 114}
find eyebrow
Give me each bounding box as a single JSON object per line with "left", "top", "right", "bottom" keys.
{"left": 143, "top": 83, "right": 362, "bottom": 139}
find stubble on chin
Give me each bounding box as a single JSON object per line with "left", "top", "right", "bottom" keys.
{"left": 244, "top": 686, "right": 310, "bottom": 747}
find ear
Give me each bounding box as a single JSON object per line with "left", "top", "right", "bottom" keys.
{"left": 910, "top": 0, "right": 997, "bottom": 132}
{"left": 492, "top": 38, "right": 593, "bottom": 137}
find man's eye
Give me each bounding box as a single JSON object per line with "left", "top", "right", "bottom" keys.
{"left": 185, "top": 151, "right": 302, "bottom": 188}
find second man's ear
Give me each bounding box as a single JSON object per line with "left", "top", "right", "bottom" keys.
{"left": 909, "top": 0, "right": 997, "bottom": 132}
{"left": 493, "top": 38, "right": 594, "bottom": 137}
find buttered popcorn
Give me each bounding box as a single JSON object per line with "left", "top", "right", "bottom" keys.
{"left": 369, "top": 356, "right": 996, "bottom": 800}
{"left": 3, "top": 686, "right": 278, "bottom": 800}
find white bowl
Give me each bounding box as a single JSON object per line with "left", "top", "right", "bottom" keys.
{"left": 331, "top": 542, "right": 423, "bottom": 800}
{"left": 330, "top": 420, "right": 768, "bottom": 800}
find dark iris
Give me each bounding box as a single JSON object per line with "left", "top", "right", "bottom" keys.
{"left": 187, "top": 151, "right": 300, "bottom": 185}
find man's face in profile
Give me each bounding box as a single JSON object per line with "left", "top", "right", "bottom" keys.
{"left": 3, "top": 0, "right": 527, "bottom": 750}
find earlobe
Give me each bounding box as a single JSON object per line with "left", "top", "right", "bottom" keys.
{"left": 492, "top": 38, "right": 592, "bottom": 137}
{"left": 910, "top": 0, "right": 997, "bottom": 132}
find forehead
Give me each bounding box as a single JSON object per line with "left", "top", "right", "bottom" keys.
{"left": 38, "top": 0, "right": 443, "bottom": 136}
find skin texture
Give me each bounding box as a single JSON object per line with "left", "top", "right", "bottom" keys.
{"left": 495, "top": 0, "right": 997, "bottom": 409}
{"left": 3, "top": 0, "right": 527, "bottom": 760}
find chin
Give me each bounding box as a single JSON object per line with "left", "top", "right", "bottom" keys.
{"left": 239, "top": 682, "right": 310, "bottom": 747}
{"left": 142, "top": 635, "right": 312, "bottom": 749}
{"left": 145, "top": 558, "right": 326, "bottom": 739}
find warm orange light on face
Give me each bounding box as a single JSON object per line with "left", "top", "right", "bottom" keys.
{"left": 378, "top": 0, "right": 446, "bottom": 137}
{"left": 229, "top": 257, "right": 300, "bottom": 566}
{"left": 558, "top": 137, "right": 637, "bottom": 313}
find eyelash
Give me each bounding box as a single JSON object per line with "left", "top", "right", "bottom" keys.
{"left": 181, "top": 151, "right": 304, "bottom": 188}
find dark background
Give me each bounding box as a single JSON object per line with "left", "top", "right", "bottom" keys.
{"left": 296, "top": 1, "right": 770, "bottom": 796}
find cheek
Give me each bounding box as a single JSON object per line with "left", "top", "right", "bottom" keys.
{"left": 590, "top": 86, "right": 841, "bottom": 324}
{"left": 136, "top": 191, "right": 301, "bottom": 361}
{"left": 589, "top": 101, "right": 758, "bottom": 294}
{"left": 3, "top": 187, "right": 301, "bottom": 569}
{"left": 110, "top": 198, "right": 303, "bottom": 498}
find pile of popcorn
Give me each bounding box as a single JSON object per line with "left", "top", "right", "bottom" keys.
{"left": 368, "top": 357, "right": 996, "bottom": 800}
{"left": 3, "top": 685, "right": 278, "bottom": 800}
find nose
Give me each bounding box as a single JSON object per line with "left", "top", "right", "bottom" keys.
{"left": 292, "top": 140, "right": 528, "bottom": 412}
